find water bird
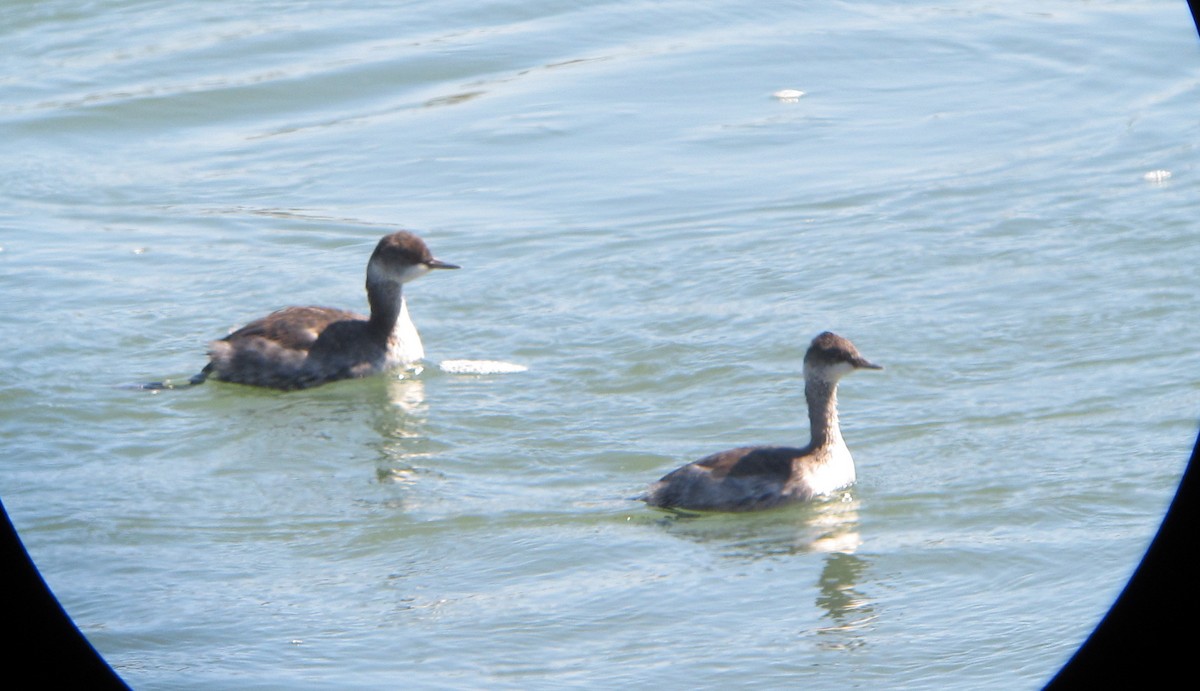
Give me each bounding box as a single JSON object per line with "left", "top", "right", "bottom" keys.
{"left": 641, "top": 331, "right": 881, "bottom": 512}
{"left": 180, "top": 231, "right": 458, "bottom": 390}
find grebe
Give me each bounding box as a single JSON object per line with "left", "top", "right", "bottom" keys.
{"left": 189, "top": 231, "right": 458, "bottom": 390}
{"left": 641, "top": 331, "right": 881, "bottom": 512}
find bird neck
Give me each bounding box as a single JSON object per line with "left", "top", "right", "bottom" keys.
{"left": 366, "top": 277, "right": 404, "bottom": 337}
{"left": 805, "top": 376, "right": 843, "bottom": 449}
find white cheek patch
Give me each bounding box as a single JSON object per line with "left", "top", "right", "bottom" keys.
{"left": 402, "top": 264, "right": 432, "bottom": 282}
{"left": 804, "top": 360, "right": 854, "bottom": 383}
{"left": 368, "top": 260, "right": 430, "bottom": 285}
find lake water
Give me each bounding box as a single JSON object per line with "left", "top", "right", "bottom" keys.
{"left": 2, "top": 0, "right": 1198, "bottom": 688}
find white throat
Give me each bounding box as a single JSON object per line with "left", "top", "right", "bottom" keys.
{"left": 389, "top": 295, "right": 425, "bottom": 364}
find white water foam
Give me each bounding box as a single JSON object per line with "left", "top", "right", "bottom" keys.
{"left": 437, "top": 359, "right": 529, "bottom": 375}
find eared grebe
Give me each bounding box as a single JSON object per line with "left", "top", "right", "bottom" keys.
{"left": 641, "top": 331, "right": 881, "bottom": 512}
{"left": 189, "top": 231, "right": 458, "bottom": 390}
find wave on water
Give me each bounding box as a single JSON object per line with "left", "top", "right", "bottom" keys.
{"left": 436, "top": 359, "right": 528, "bottom": 375}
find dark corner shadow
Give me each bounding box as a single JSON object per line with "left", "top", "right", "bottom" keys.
{"left": 1044, "top": 428, "right": 1199, "bottom": 689}
{"left": 1, "top": 498, "right": 129, "bottom": 689}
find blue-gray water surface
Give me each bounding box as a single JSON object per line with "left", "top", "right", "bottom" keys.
{"left": 2, "top": 1, "right": 1198, "bottom": 688}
